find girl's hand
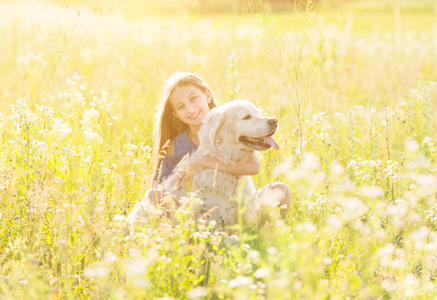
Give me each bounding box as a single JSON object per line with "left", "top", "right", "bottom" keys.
{"left": 180, "top": 153, "right": 260, "bottom": 182}
{"left": 185, "top": 155, "right": 212, "bottom": 180}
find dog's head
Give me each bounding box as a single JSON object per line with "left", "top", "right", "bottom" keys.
{"left": 198, "top": 100, "right": 279, "bottom": 153}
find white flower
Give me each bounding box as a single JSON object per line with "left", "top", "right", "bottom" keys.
{"left": 330, "top": 162, "right": 344, "bottom": 175}
{"left": 302, "top": 152, "right": 320, "bottom": 170}
{"left": 188, "top": 286, "right": 207, "bottom": 299}
{"left": 381, "top": 277, "right": 398, "bottom": 291}
{"left": 377, "top": 244, "right": 395, "bottom": 256}
{"left": 113, "top": 214, "right": 126, "bottom": 221}
{"left": 360, "top": 186, "right": 383, "bottom": 198}
{"left": 323, "top": 257, "right": 332, "bottom": 265}
{"left": 411, "top": 227, "right": 429, "bottom": 240}
{"left": 104, "top": 252, "right": 117, "bottom": 263}
{"left": 254, "top": 267, "right": 271, "bottom": 279}
{"left": 296, "top": 221, "right": 316, "bottom": 233}
{"left": 223, "top": 235, "right": 239, "bottom": 247}
{"left": 405, "top": 139, "right": 419, "bottom": 151}
{"left": 336, "top": 197, "right": 368, "bottom": 220}
{"left": 125, "top": 257, "right": 148, "bottom": 276}
{"left": 52, "top": 118, "right": 72, "bottom": 135}
{"left": 228, "top": 276, "right": 252, "bottom": 288}
{"left": 82, "top": 127, "right": 102, "bottom": 143}
{"left": 326, "top": 215, "right": 343, "bottom": 229}
{"left": 83, "top": 264, "right": 109, "bottom": 278}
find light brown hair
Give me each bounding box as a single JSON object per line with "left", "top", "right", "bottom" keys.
{"left": 153, "top": 72, "right": 218, "bottom": 170}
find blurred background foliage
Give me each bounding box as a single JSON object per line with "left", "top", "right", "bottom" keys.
{"left": 44, "top": 0, "right": 437, "bottom": 15}
{"left": 1, "top": 0, "right": 437, "bottom": 298}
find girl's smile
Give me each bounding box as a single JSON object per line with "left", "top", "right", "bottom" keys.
{"left": 170, "top": 85, "right": 212, "bottom": 130}
{"left": 188, "top": 110, "right": 201, "bottom": 119}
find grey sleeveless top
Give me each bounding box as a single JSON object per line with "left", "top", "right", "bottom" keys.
{"left": 154, "top": 130, "right": 197, "bottom": 184}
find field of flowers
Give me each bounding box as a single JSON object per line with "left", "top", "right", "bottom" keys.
{"left": 1, "top": 0, "right": 437, "bottom": 298}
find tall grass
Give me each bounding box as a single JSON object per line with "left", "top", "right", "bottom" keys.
{"left": 1, "top": 0, "right": 437, "bottom": 298}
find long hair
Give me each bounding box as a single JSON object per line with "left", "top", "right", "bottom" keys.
{"left": 153, "top": 72, "right": 218, "bottom": 170}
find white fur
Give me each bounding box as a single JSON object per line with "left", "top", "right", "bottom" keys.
{"left": 164, "top": 100, "right": 278, "bottom": 225}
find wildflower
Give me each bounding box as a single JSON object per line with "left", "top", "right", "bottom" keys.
{"left": 113, "top": 214, "right": 126, "bottom": 221}
{"left": 381, "top": 277, "right": 398, "bottom": 291}
{"left": 377, "top": 243, "right": 395, "bottom": 256}
{"left": 336, "top": 197, "right": 367, "bottom": 220}
{"left": 410, "top": 227, "right": 429, "bottom": 240}
{"left": 302, "top": 152, "right": 320, "bottom": 170}
{"left": 326, "top": 215, "right": 343, "bottom": 229}
{"left": 81, "top": 109, "right": 99, "bottom": 126}
{"left": 248, "top": 250, "right": 260, "bottom": 261}
{"left": 52, "top": 118, "right": 72, "bottom": 136}
{"left": 83, "top": 264, "right": 109, "bottom": 278}
{"left": 405, "top": 139, "right": 419, "bottom": 151}
{"left": 267, "top": 247, "right": 277, "bottom": 255}
{"left": 296, "top": 221, "right": 316, "bottom": 233}
{"left": 294, "top": 281, "right": 302, "bottom": 290}
{"left": 125, "top": 257, "right": 148, "bottom": 276}
{"left": 414, "top": 174, "right": 437, "bottom": 195}
{"left": 104, "top": 252, "right": 117, "bottom": 263}
{"left": 360, "top": 186, "right": 383, "bottom": 198}
{"left": 228, "top": 276, "right": 252, "bottom": 289}
{"left": 391, "top": 258, "right": 406, "bottom": 268}
{"left": 82, "top": 128, "right": 101, "bottom": 143}
{"left": 223, "top": 235, "right": 239, "bottom": 247}
{"left": 254, "top": 267, "right": 271, "bottom": 279}
{"left": 188, "top": 286, "right": 207, "bottom": 299}
{"left": 323, "top": 257, "right": 332, "bottom": 265}
{"left": 337, "top": 13, "right": 343, "bottom": 22}
{"left": 402, "top": 274, "right": 418, "bottom": 297}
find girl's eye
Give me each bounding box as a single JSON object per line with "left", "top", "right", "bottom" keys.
{"left": 242, "top": 114, "right": 252, "bottom": 120}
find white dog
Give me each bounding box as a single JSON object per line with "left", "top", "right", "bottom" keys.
{"left": 165, "top": 100, "right": 279, "bottom": 225}
{"left": 127, "top": 100, "right": 279, "bottom": 227}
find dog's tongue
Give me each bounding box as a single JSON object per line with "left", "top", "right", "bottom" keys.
{"left": 263, "top": 136, "right": 280, "bottom": 150}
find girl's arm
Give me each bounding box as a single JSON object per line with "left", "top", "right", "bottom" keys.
{"left": 185, "top": 154, "right": 261, "bottom": 179}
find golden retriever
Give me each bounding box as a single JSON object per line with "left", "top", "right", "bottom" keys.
{"left": 163, "top": 100, "right": 279, "bottom": 226}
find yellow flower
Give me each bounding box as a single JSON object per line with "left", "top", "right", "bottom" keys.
{"left": 337, "top": 13, "right": 343, "bottom": 22}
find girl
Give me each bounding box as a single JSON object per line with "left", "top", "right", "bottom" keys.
{"left": 151, "top": 72, "right": 291, "bottom": 217}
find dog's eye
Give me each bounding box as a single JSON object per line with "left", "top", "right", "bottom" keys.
{"left": 242, "top": 114, "right": 251, "bottom": 120}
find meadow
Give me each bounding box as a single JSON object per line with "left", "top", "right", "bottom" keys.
{"left": 1, "top": 0, "right": 437, "bottom": 298}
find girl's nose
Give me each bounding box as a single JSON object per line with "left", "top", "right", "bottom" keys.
{"left": 186, "top": 103, "right": 196, "bottom": 113}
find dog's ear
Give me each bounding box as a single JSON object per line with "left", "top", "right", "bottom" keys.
{"left": 198, "top": 108, "right": 227, "bottom": 150}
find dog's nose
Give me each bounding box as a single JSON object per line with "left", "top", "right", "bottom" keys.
{"left": 268, "top": 118, "right": 278, "bottom": 125}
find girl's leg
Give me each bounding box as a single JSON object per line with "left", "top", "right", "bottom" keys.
{"left": 258, "top": 182, "right": 292, "bottom": 218}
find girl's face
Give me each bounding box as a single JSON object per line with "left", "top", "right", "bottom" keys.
{"left": 170, "top": 85, "right": 212, "bottom": 129}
